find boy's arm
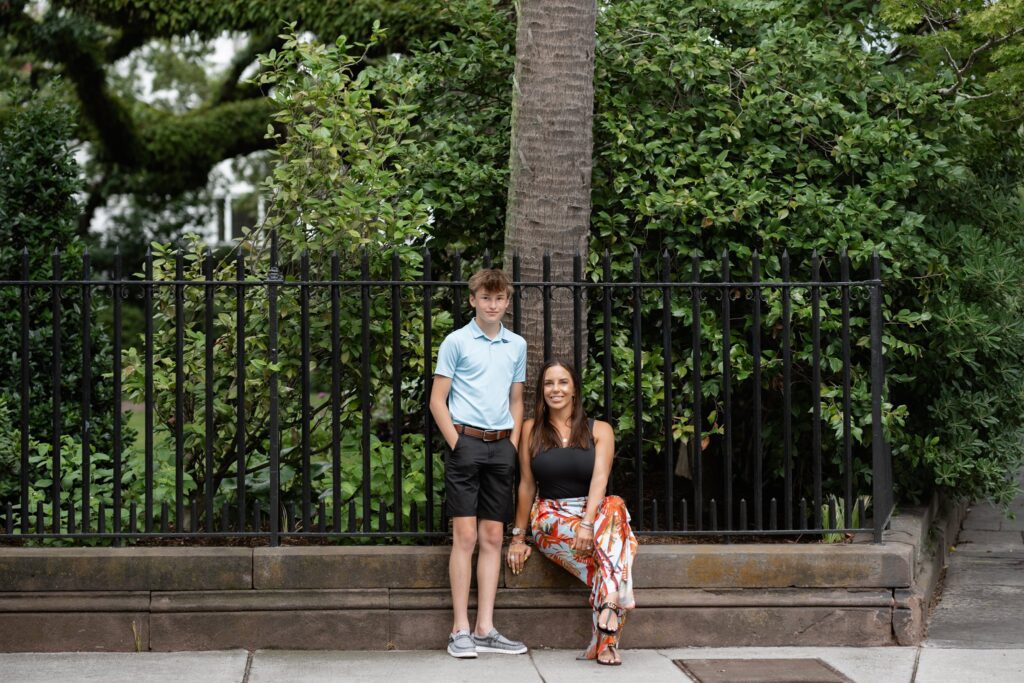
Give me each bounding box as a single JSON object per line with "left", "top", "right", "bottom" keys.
{"left": 509, "top": 381, "right": 524, "bottom": 448}
{"left": 430, "top": 376, "right": 459, "bottom": 450}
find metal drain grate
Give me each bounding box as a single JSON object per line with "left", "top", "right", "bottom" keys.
{"left": 673, "top": 658, "right": 853, "bottom": 683}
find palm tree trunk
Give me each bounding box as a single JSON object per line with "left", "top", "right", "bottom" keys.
{"left": 504, "top": 0, "right": 596, "bottom": 412}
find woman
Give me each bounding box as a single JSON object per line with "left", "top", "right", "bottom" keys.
{"left": 506, "top": 360, "right": 638, "bottom": 665}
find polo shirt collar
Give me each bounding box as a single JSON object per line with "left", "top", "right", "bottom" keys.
{"left": 469, "top": 317, "right": 509, "bottom": 342}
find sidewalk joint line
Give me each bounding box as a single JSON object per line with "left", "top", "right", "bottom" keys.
{"left": 910, "top": 645, "right": 922, "bottom": 682}
{"left": 241, "top": 649, "right": 254, "bottom": 683}
{"left": 528, "top": 650, "right": 547, "bottom": 683}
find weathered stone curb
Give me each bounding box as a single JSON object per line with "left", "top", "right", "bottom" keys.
{"left": 254, "top": 546, "right": 452, "bottom": 589}
{"left": 887, "top": 494, "right": 969, "bottom": 645}
{"left": 509, "top": 543, "right": 914, "bottom": 589}
{"left": 0, "top": 548, "right": 252, "bottom": 592}
{"left": 0, "top": 501, "right": 963, "bottom": 651}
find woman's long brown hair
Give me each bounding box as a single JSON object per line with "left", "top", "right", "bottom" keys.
{"left": 529, "top": 360, "right": 592, "bottom": 458}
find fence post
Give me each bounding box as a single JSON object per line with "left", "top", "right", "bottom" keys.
{"left": 870, "top": 250, "right": 888, "bottom": 543}
{"left": 421, "top": 248, "right": 433, "bottom": 533}
{"left": 391, "top": 251, "right": 403, "bottom": 531}
{"left": 267, "top": 232, "right": 282, "bottom": 547}
{"left": 51, "top": 249, "right": 62, "bottom": 534}
{"left": 144, "top": 247, "right": 154, "bottom": 532}
{"left": 690, "top": 251, "right": 703, "bottom": 531}
{"left": 720, "top": 249, "right": 732, "bottom": 532}
{"left": 18, "top": 249, "right": 34, "bottom": 536}
{"left": 236, "top": 249, "right": 248, "bottom": 529}
{"left": 204, "top": 247, "right": 215, "bottom": 532}
{"left": 631, "top": 248, "right": 643, "bottom": 530}
{"left": 112, "top": 248, "right": 122, "bottom": 546}
{"left": 81, "top": 249, "right": 92, "bottom": 533}
{"left": 661, "top": 250, "right": 673, "bottom": 531}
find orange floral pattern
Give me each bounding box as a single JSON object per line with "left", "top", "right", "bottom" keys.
{"left": 530, "top": 495, "right": 638, "bottom": 659}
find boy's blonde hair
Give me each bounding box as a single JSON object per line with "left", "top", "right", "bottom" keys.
{"left": 468, "top": 268, "right": 513, "bottom": 297}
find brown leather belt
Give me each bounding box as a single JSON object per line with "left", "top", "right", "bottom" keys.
{"left": 454, "top": 424, "right": 512, "bottom": 442}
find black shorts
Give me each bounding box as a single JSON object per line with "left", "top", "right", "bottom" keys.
{"left": 445, "top": 433, "right": 516, "bottom": 523}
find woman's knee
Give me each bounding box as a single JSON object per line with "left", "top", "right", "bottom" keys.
{"left": 602, "top": 495, "right": 627, "bottom": 512}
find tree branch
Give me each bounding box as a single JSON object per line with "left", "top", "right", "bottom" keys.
{"left": 938, "top": 27, "right": 1024, "bottom": 97}
{"left": 31, "top": 11, "right": 146, "bottom": 166}
{"left": 105, "top": 24, "right": 151, "bottom": 61}
{"left": 28, "top": 10, "right": 281, "bottom": 197}
{"left": 78, "top": 173, "right": 111, "bottom": 237}
{"left": 125, "top": 97, "right": 281, "bottom": 195}
{"left": 213, "top": 31, "right": 283, "bottom": 106}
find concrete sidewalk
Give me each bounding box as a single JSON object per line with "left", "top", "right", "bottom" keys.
{"left": 925, "top": 488, "right": 1024, "bottom": 648}
{"left": 1, "top": 647, "right": 1023, "bottom": 682}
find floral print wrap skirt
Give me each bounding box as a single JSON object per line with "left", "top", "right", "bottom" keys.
{"left": 530, "top": 495, "right": 638, "bottom": 658}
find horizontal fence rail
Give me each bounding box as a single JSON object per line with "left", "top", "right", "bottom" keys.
{"left": 0, "top": 236, "right": 894, "bottom": 545}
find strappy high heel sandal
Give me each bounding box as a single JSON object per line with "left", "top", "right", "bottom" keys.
{"left": 597, "top": 644, "right": 622, "bottom": 666}
{"left": 596, "top": 601, "right": 622, "bottom": 635}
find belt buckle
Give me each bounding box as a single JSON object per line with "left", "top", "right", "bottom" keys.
{"left": 483, "top": 429, "right": 499, "bottom": 442}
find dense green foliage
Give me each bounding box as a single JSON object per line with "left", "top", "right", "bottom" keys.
{"left": 882, "top": 0, "right": 1024, "bottom": 124}
{"left": 118, "top": 29, "right": 443, "bottom": 531}
{"left": 3, "top": 0, "right": 1023, "bottom": 539}
{"left": 376, "top": 0, "right": 1024, "bottom": 507}
{"left": 0, "top": 86, "right": 122, "bottom": 528}
{"left": 1, "top": 0, "right": 456, "bottom": 224}
{"left": 123, "top": 0, "right": 1022, "bottom": 524}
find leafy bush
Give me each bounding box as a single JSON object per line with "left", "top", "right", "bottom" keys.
{"left": 119, "top": 28, "right": 443, "bottom": 533}
{"left": 383, "top": 0, "right": 1024, "bottom": 508}
{"left": 0, "top": 86, "right": 123, "bottom": 527}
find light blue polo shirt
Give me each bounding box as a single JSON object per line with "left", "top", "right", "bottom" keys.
{"left": 435, "top": 318, "right": 527, "bottom": 430}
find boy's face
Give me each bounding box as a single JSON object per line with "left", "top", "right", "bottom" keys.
{"left": 469, "top": 287, "right": 510, "bottom": 325}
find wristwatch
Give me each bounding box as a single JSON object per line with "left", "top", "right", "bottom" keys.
{"left": 511, "top": 527, "right": 527, "bottom": 537}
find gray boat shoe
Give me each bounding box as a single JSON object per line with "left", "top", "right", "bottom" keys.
{"left": 471, "top": 629, "right": 528, "bottom": 655}
{"left": 447, "top": 629, "right": 478, "bottom": 659}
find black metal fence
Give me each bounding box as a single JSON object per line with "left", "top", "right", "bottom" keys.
{"left": 0, "top": 235, "right": 893, "bottom": 545}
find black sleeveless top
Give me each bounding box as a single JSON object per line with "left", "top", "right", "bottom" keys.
{"left": 531, "top": 420, "right": 596, "bottom": 499}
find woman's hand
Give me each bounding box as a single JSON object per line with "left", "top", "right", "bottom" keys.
{"left": 506, "top": 540, "right": 532, "bottom": 575}
{"left": 572, "top": 524, "right": 595, "bottom": 555}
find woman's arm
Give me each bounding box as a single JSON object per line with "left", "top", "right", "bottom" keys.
{"left": 507, "top": 419, "right": 537, "bottom": 574}
{"left": 512, "top": 419, "right": 537, "bottom": 534}
{"left": 572, "top": 420, "right": 615, "bottom": 552}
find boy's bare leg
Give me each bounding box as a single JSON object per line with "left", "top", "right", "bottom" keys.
{"left": 474, "top": 519, "right": 504, "bottom": 635}
{"left": 450, "top": 516, "right": 478, "bottom": 633}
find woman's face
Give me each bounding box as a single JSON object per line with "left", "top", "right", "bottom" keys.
{"left": 542, "top": 365, "right": 574, "bottom": 412}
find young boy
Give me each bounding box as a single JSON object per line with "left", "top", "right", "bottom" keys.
{"left": 430, "top": 268, "right": 528, "bottom": 659}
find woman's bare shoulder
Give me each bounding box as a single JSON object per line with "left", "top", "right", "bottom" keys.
{"left": 592, "top": 419, "right": 614, "bottom": 438}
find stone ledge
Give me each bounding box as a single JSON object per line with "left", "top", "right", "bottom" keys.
{"left": 149, "top": 610, "right": 388, "bottom": 651}
{"left": 0, "top": 504, "right": 963, "bottom": 651}
{"left": 253, "top": 546, "right": 454, "bottom": 589}
{"left": 151, "top": 589, "right": 388, "bottom": 612}
{"left": 0, "top": 592, "right": 149, "bottom": 612}
{"left": 506, "top": 543, "right": 914, "bottom": 589}
{"left": 391, "top": 587, "right": 893, "bottom": 610}
{"left": 0, "top": 613, "right": 149, "bottom": 652}
{"left": 0, "top": 548, "right": 252, "bottom": 592}
{"left": 386, "top": 606, "right": 894, "bottom": 649}
{"left": 252, "top": 542, "right": 917, "bottom": 590}
{"left": 0, "top": 541, "right": 915, "bottom": 592}
{"left": 0, "top": 586, "right": 894, "bottom": 614}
